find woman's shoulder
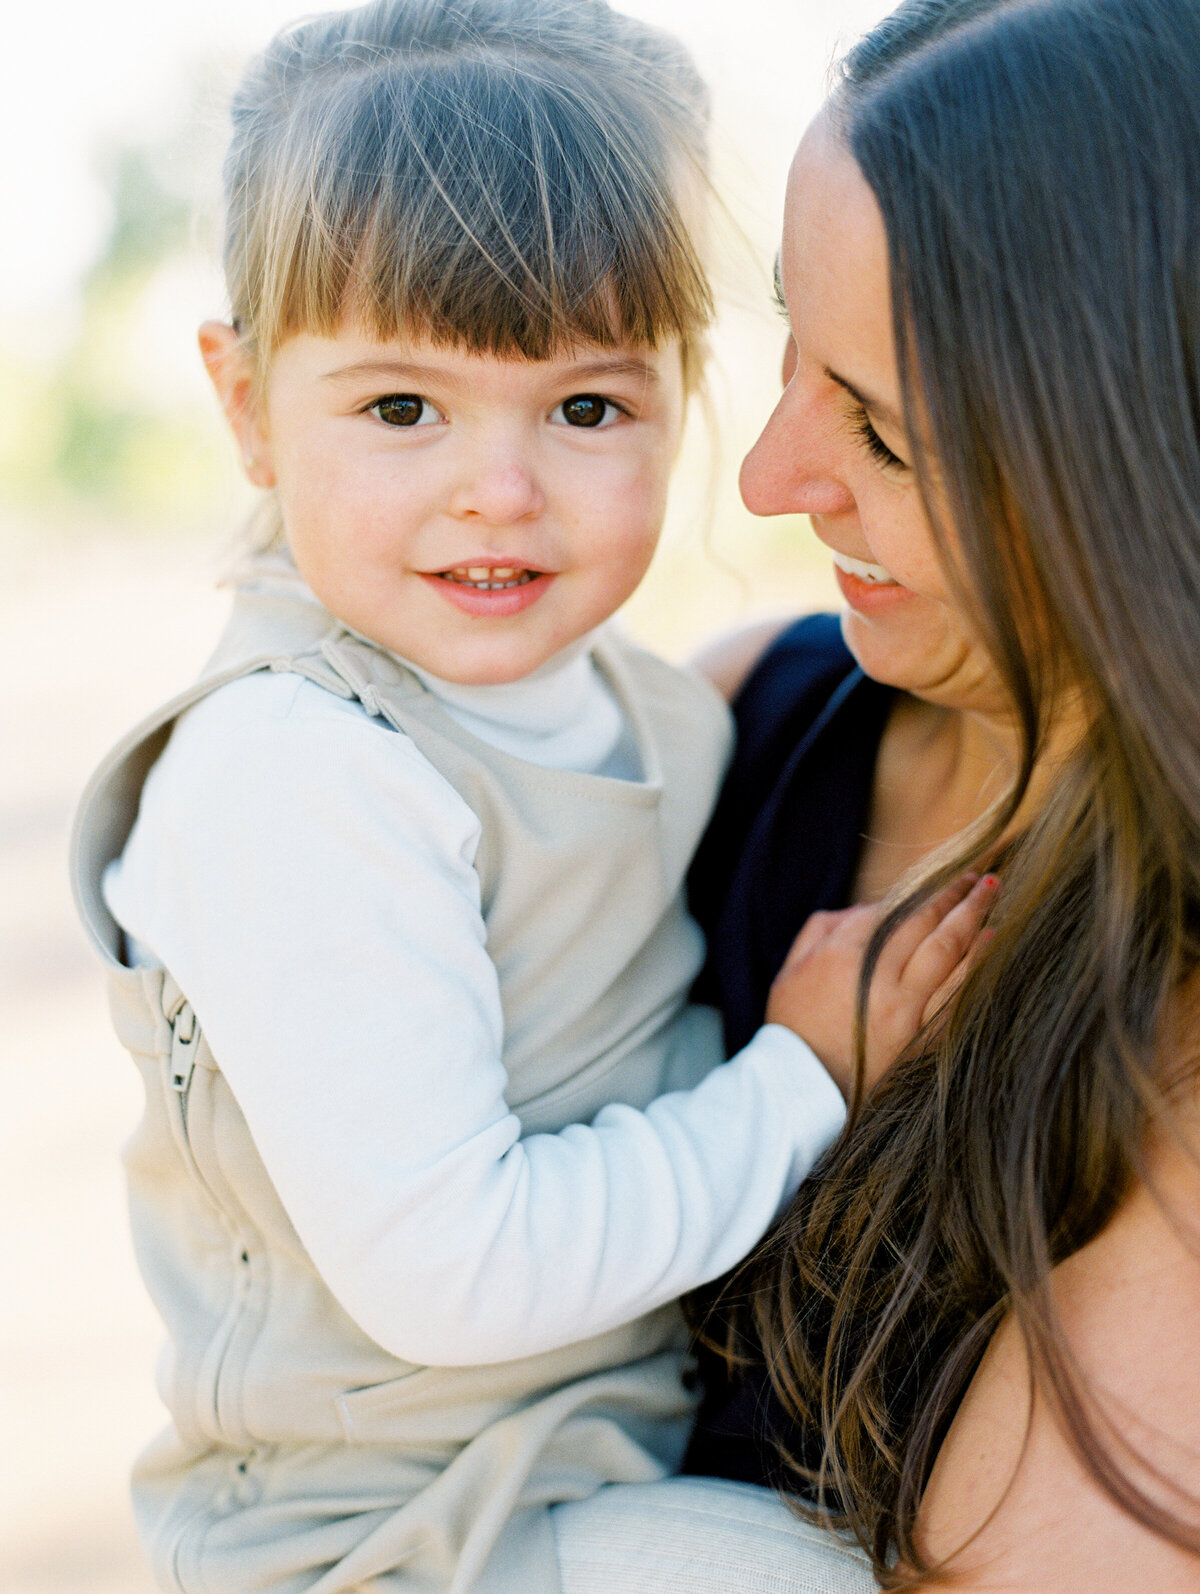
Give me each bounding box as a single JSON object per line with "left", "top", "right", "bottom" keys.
{"left": 685, "top": 614, "right": 886, "bottom": 1036}
{"left": 915, "top": 1108, "right": 1200, "bottom": 1589}
{"left": 731, "top": 612, "right": 857, "bottom": 732}
{"left": 692, "top": 612, "right": 853, "bottom": 701}
{"left": 740, "top": 610, "right": 854, "bottom": 678}
{"left": 692, "top": 612, "right": 859, "bottom": 766}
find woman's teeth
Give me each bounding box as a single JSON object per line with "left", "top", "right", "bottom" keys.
{"left": 438, "top": 566, "right": 536, "bottom": 591}
{"left": 832, "top": 551, "right": 898, "bottom": 586}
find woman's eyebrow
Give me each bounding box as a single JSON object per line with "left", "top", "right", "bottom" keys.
{"left": 771, "top": 255, "right": 788, "bottom": 319}
{"left": 826, "top": 367, "right": 904, "bottom": 435}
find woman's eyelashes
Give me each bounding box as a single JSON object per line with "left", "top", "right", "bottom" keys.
{"left": 852, "top": 406, "right": 907, "bottom": 471}
{"left": 370, "top": 394, "right": 443, "bottom": 428}
{"left": 550, "top": 393, "right": 626, "bottom": 429}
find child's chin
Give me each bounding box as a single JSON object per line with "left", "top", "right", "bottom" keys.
{"left": 441, "top": 650, "right": 562, "bottom": 687}
{"left": 394, "top": 634, "right": 559, "bottom": 687}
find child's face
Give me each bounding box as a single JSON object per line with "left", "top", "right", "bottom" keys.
{"left": 204, "top": 323, "right": 686, "bottom": 684}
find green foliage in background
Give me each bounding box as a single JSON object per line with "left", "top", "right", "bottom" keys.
{"left": 56, "top": 146, "right": 191, "bottom": 504}
{"left": 2, "top": 72, "right": 239, "bottom": 530}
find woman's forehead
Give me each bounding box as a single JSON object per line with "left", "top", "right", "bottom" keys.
{"left": 780, "top": 115, "right": 898, "bottom": 404}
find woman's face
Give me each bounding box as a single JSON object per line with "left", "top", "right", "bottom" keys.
{"left": 741, "top": 114, "right": 1003, "bottom": 714}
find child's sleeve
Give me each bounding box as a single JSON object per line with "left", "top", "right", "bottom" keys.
{"left": 106, "top": 670, "right": 845, "bottom": 1368}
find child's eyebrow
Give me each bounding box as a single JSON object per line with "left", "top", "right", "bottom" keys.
{"left": 566, "top": 356, "right": 660, "bottom": 386}
{"left": 321, "top": 355, "right": 660, "bottom": 387}
{"left": 321, "top": 360, "right": 457, "bottom": 386}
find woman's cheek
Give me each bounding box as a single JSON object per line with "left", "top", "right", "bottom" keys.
{"left": 863, "top": 499, "right": 949, "bottom": 599}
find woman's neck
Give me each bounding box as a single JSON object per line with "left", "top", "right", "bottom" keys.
{"left": 851, "top": 693, "right": 1079, "bottom": 904}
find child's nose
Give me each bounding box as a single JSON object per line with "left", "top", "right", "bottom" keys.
{"left": 448, "top": 452, "right": 545, "bottom": 524}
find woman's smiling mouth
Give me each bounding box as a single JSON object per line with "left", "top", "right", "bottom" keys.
{"left": 831, "top": 550, "right": 897, "bottom": 586}
{"left": 830, "top": 549, "right": 914, "bottom": 617}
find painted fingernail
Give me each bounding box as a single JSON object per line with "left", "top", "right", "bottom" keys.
{"left": 981, "top": 874, "right": 1000, "bottom": 889}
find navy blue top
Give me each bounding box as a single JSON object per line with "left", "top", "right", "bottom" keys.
{"left": 684, "top": 612, "right": 894, "bottom": 1485}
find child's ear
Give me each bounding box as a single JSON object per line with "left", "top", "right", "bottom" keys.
{"left": 198, "top": 321, "right": 275, "bottom": 487}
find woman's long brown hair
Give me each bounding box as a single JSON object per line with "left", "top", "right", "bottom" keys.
{"left": 702, "top": 0, "right": 1200, "bottom": 1579}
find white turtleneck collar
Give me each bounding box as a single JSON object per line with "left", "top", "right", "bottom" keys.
{"left": 402, "top": 637, "right": 641, "bottom": 778}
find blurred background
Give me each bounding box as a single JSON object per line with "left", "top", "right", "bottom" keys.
{"left": 1, "top": 1, "right": 889, "bottom": 1588}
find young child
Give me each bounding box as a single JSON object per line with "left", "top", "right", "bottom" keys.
{"left": 71, "top": 3, "right": 992, "bottom": 1591}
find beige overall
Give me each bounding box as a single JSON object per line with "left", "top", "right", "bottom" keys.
{"left": 71, "top": 587, "right": 733, "bottom": 1594}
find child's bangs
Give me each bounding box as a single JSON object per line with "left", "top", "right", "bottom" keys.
{"left": 248, "top": 55, "right": 712, "bottom": 360}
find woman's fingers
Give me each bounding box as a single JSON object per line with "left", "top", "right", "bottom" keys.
{"left": 895, "top": 875, "right": 999, "bottom": 1000}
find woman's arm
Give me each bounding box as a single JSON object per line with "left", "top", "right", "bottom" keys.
{"left": 688, "top": 617, "right": 792, "bottom": 702}
{"left": 913, "top": 1110, "right": 1200, "bottom": 1591}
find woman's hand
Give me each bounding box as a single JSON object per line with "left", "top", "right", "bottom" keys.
{"left": 765, "top": 874, "right": 998, "bottom": 1100}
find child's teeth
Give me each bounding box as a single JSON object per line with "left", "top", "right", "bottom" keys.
{"left": 833, "top": 551, "right": 897, "bottom": 585}
{"left": 441, "top": 566, "right": 535, "bottom": 590}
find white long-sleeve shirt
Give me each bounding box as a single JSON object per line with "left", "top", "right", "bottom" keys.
{"left": 104, "top": 643, "right": 846, "bottom": 1368}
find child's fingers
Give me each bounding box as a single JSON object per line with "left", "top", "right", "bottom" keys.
{"left": 897, "top": 875, "right": 999, "bottom": 999}
{"left": 920, "top": 927, "right": 996, "bottom": 1027}
{"left": 778, "top": 905, "right": 871, "bottom": 972}
{"left": 874, "top": 874, "right": 978, "bottom": 980}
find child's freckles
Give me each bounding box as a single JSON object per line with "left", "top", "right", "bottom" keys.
{"left": 220, "top": 329, "right": 683, "bottom": 685}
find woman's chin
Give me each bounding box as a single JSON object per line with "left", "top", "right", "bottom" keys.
{"left": 839, "top": 605, "right": 977, "bottom": 705}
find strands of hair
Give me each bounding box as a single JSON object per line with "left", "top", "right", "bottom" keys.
{"left": 221, "top": 0, "right": 713, "bottom": 380}
{"left": 693, "top": 0, "right": 1200, "bottom": 1582}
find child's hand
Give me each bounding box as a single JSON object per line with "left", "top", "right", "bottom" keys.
{"left": 765, "top": 874, "right": 998, "bottom": 1100}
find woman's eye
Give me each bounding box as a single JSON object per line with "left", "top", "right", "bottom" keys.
{"left": 553, "top": 394, "right": 621, "bottom": 429}
{"left": 854, "top": 409, "right": 906, "bottom": 471}
{"left": 370, "top": 394, "right": 440, "bottom": 428}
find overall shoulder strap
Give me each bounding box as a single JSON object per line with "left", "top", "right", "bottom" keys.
{"left": 69, "top": 587, "right": 349, "bottom": 970}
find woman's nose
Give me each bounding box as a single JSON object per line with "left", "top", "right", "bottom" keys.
{"left": 448, "top": 448, "right": 544, "bottom": 524}
{"left": 739, "top": 386, "right": 855, "bottom": 519}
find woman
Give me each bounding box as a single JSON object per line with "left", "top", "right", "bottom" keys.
{"left": 684, "top": 0, "right": 1200, "bottom": 1585}
{"left": 554, "top": 0, "right": 1200, "bottom": 1588}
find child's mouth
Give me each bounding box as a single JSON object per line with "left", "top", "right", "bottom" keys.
{"left": 437, "top": 566, "right": 538, "bottom": 591}
{"left": 424, "top": 565, "right": 552, "bottom": 618}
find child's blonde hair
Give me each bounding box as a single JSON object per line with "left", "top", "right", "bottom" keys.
{"left": 222, "top": 0, "right": 714, "bottom": 388}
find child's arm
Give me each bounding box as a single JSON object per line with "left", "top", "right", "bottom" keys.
{"left": 108, "top": 673, "right": 984, "bottom": 1370}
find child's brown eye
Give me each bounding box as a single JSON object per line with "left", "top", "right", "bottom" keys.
{"left": 557, "top": 394, "right": 615, "bottom": 428}
{"left": 372, "top": 395, "right": 435, "bottom": 427}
